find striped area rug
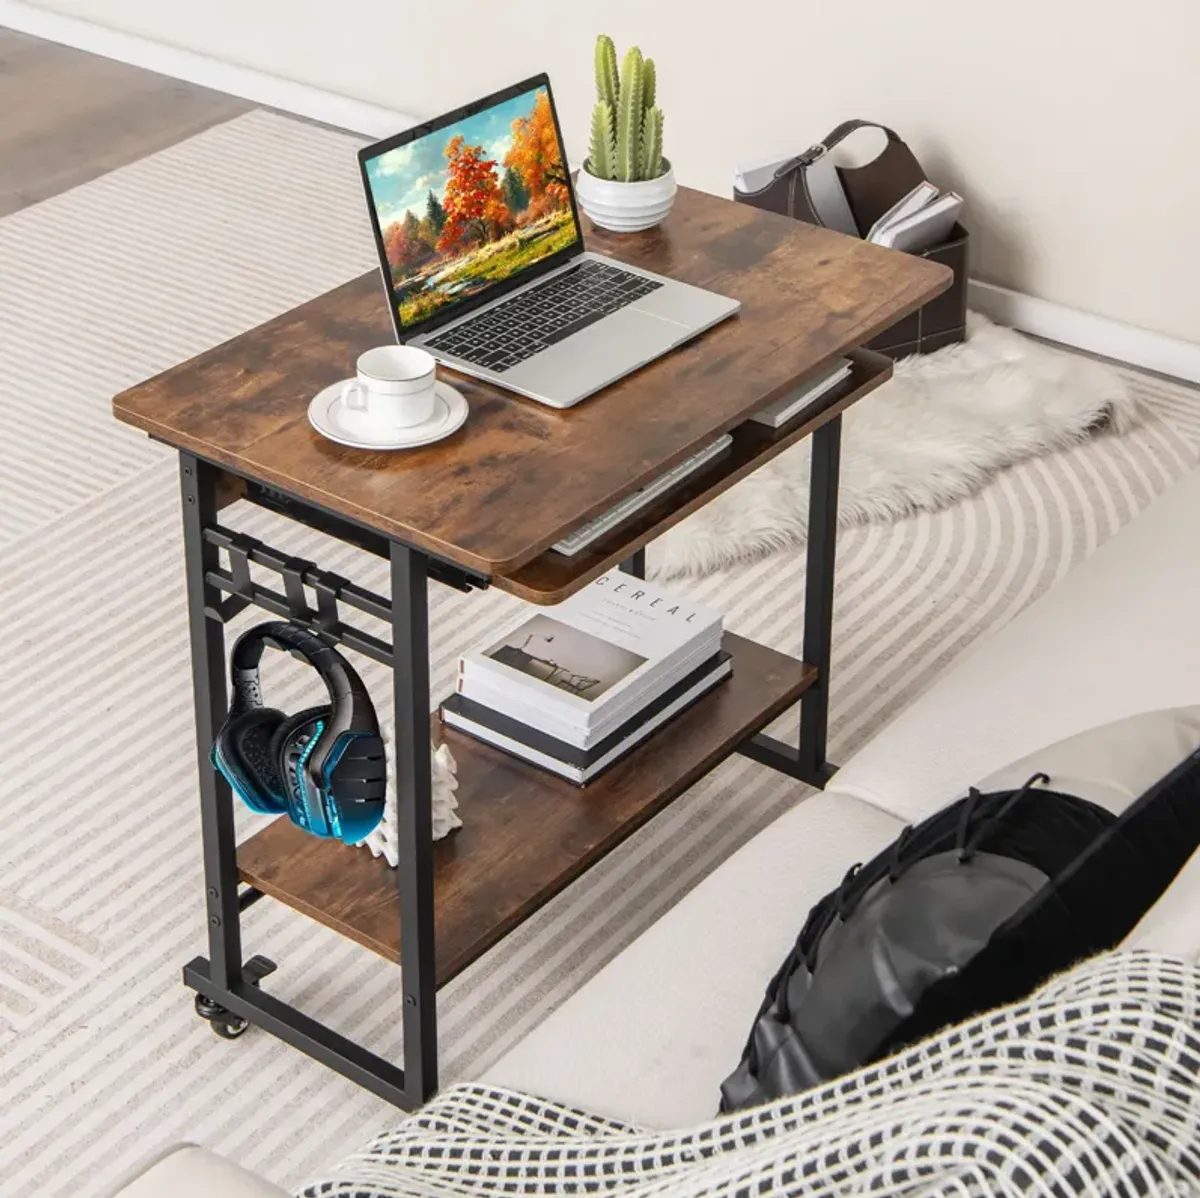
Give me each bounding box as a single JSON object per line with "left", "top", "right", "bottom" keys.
{"left": 1, "top": 109, "right": 1198, "bottom": 1196}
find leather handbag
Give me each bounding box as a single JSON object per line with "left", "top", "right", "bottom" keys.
{"left": 735, "top": 120, "right": 968, "bottom": 358}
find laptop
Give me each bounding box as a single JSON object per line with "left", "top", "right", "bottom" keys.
{"left": 357, "top": 74, "right": 740, "bottom": 409}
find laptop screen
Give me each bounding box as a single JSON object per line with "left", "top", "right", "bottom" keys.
{"left": 361, "top": 79, "right": 580, "bottom": 333}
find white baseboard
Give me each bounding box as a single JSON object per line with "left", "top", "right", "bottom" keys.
{"left": 0, "top": 0, "right": 415, "bottom": 137}
{"left": 5, "top": 3, "right": 1200, "bottom": 385}
{"left": 968, "top": 280, "right": 1200, "bottom": 386}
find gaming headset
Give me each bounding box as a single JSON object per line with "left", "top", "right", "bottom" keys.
{"left": 211, "top": 621, "right": 386, "bottom": 843}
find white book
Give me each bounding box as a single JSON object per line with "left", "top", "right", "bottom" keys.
{"left": 867, "top": 182, "right": 940, "bottom": 244}
{"left": 458, "top": 573, "right": 722, "bottom": 733}
{"left": 750, "top": 360, "right": 853, "bottom": 430}
{"left": 460, "top": 633, "right": 724, "bottom": 749}
{"left": 461, "top": 622, "right": 724, "bottom": 744}
{"left": 445, "top": 657, "right": 734, "bottom": 784}
{"left": 872, "top": 192, "right": 963, "bottom": 253}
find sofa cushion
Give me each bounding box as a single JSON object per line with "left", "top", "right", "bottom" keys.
{"left": 825, "top": 465, "right": 1200, "bottom": 826}
{"left": 974, "top": 707, "right": 1200, "bottom": 816}
{"left": 102, "top": 1144, "right": 286, "bottom": 1198}
{"left": 481, "top": 791, "right": 904, "bottom": 1128}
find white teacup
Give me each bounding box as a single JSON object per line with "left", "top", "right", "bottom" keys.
{"left": 341, "top": 346, "right": 437, "bottom": 429}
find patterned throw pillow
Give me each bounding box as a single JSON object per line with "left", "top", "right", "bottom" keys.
{"left": 720, "top": 708, "right": 1200, "bottom": 1112}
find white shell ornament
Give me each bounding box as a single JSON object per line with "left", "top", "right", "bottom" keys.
{"left": 359, "top": 732, "right": 462, "bottom": 866}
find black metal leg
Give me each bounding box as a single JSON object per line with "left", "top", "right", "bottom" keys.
{"left": 620, "top": 548, "right": 646, "bottom": 579}
{"left": 797, "top": 415, "right": 841, "bottom": 785}
{"left": 737, "top": 415, "right": 842, "bottom": 788}
{"left": 390, "top": 542, "right": 438, "bottom": 1104}
{"left": 179, "top": 454, "right": 420, "bottom": 1106}
{"left": 180, "top": 453, "right": 243, "bottom": 989}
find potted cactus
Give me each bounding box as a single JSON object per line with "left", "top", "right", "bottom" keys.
{"left": 575, "top": 35, "right": 676, "bottom": 233}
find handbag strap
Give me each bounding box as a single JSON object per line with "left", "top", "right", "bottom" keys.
{"left": 820, "top": 119, "right": 903, "bottom": 149}
{"left": 771, "top": 119, "right": 905, "bottom": 182}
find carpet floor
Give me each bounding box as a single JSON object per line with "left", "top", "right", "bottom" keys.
{"left": 1, "top": 109, "right": 1199, "bottom": 1197}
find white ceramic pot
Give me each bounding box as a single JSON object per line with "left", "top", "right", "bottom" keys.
{"left": 575, "top": 161, "right": 677, "bottom": 233}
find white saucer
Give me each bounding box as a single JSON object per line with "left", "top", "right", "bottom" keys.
{"left": 308, "top": 380, "right": 468, "bottom": 450}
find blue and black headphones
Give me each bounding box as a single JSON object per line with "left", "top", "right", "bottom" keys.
{"left": 211, "top": 621, "right": 386, "bottom": 843}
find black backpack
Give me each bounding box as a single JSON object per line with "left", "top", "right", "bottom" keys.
{"left": 721, "top": 750, "right": 1200, "bottom": 1112}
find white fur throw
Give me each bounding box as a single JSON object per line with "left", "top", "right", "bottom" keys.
{"left": 652, "top": 315, "right": 1138, "bottom": 578}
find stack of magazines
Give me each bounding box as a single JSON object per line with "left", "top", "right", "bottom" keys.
{"left": 442, "top": 572, "right": 729, "bottom": 784}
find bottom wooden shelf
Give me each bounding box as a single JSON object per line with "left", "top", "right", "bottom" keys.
{"left": 237, "top": 632, "right": 816, "bottom": 984}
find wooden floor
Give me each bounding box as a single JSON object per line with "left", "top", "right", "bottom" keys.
{"left": 0, "top": 27, "right": 250, "bottom": 218}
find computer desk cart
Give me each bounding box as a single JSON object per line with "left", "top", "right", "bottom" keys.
{"left": 112, "top": 185, "right": 949, "bottom": 1109}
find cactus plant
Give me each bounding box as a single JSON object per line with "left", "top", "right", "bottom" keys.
{"left": 589, "top": 102, "right": 617, "bottom": 183}
{"left": 616, "top": 46, "right": 644, "bottom": 182}
{"left": 586, "top": 35, "right": 667, "bottom": 182}
{"left": 641, "top": 57, "right": 656, "bottom": 111}
{"left": 641, "top": 107, "right": 663, "bottom": 182}
{"left": 595, "top": 34, "right": 619, "bottom": 127}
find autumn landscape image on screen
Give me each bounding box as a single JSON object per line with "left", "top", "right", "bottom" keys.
{"left": 366, "top": 86, "right": 576, "bottom": 328}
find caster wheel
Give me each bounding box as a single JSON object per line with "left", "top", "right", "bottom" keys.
{"left": 194, "top": 993, "right": 248, "bottom": 1039}
{"left": 211, "top": 1015, "right": 249, "bottom": 1039}
{"left": 189, "top": 956, "right": 274, "bottom": 1041}
{"left": 194, "top": 993, "right": 225, "bottom": 1022}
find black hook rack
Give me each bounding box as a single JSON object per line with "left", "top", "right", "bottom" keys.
{"left": 203, "top": 524, "right": 397, "bottom": 665}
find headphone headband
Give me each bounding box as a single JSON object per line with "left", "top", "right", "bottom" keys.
{"left": 229, "top": 621, "right": 372, "bottom": 714}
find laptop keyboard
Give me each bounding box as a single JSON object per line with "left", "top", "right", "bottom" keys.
{"left": 425, "top": 259, "right": 662, "bottom": 373}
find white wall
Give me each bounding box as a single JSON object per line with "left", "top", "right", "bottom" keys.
{"left": 23, "top": 0, "right": 1200, "bottom": 343}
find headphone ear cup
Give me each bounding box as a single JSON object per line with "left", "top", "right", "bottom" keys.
{"left": 324, "top": 733, "right": 388, "bottom": 844}
{"left": 271, "top": 706, "right": 332, "bottom": 835}
{"left": 212, "top": 708, "right": 288, "bottom": 814}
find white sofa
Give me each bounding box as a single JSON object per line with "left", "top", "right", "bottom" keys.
{"left": 483, "top": 462, "right": 1200, "bottom": 1126}
{"left": 113, "top": 464, "right": 1200, "bottom": 1193}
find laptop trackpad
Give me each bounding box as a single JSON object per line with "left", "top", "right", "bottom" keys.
{"left": 506, "top": 307, "right": 681, "bottom": 403}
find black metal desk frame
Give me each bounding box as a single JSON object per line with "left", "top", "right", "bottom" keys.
{"left": 177, "top": 414, "right": 841, "bottom": 1109}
